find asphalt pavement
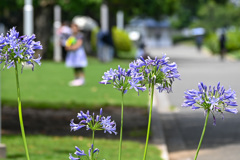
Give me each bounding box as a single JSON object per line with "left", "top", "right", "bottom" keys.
{"left": 148, "top": 45, "right": 240, "bottom": 160}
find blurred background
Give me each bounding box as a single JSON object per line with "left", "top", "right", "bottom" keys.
{"left": 1, "top": 0, "right": 240, "bottom": 60}
{"left": 1, "top": 0, "right": 240, "bottom": 160}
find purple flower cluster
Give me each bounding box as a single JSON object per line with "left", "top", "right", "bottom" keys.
{"left": 182, "top": 82, "right": 238, "bottom": 125}
{"left": 100, "top": 55, "right": 180, "bottom": 94}
{"left": 0, "top": 27, "right": 42, "bottom": 71}
{"left": 99, "top": 65, "right": 146, "bottom": 94}
{"left": 69, "top": 144, "right": 99, "bottom": 160}
{"left": 70, "top": 108, "right": 117, "bottom": 135}
{"left": 129, "top": 55, "right": 180, "bottom": 93}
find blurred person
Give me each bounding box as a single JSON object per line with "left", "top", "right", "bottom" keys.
{"left": 135, "top": 34, "right": 148, "bottom": 59}
{"left": 65, "top": 22, "right": 88, "bottom": 86}
{"left": 58, "top": 21, "right": 72, "bottom": 60}
{"left": 136, "top": 42, "right": 147, "bottom": 59}
{"left": 135, "top": 34, "right": 149, "bottom": 59}
{"left": 97, "top": 31, "right": 114, "bottom": 62}
{"left": 219, "top": 30, "right": 226, "bottom": 61}
{"left": 195, "top": 35, "right": 203, "bottom": 52}
{"left": 192, "top": 27, "right": 205, "bottom": 52}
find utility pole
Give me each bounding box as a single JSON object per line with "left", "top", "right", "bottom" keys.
{"left": 116, "top": 11, "right": 124, "bottom": 29}
{"left": 101, "top": 3, "right": 109, "bottom": 32}
{"left": 53, "top": 5, "right": 62, "bottom": 62}
{"left": 98, "top": 2, "right": 113, "bottom": 62}
{"left": 23, "top": 0, "right": 33, "bottom": 35}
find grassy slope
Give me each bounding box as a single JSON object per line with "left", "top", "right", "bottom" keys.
{"left": 1, "top": 57, "right": 148, "bottom": 109}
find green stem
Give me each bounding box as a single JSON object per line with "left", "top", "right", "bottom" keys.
{"left": 91, "top": 130, "right": 95, "bottom": 160}
{"left": 14, "top": 61, "right": 30, "bottom": 160}
{"left": 143, "top": 83, "right": 154, "bottom": 160}
{"left": 118, "top": 92, "right": 124, "bottom": 160}
{"left": 194, "top": 110, "right": 210, "bottom": 160}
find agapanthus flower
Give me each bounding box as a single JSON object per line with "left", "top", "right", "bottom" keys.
{"left": 182, "top": 82, "right": 238, "bottom": 125}
{"left": 0, "top": 27, "right": 42, "bottom": 71}
{"left": 69, "top": 145, "right": 99, "bottom": 160}
{"left": 70, "top": 108, "right": 117, "bottom": 135}
{"left": 88, "top": 144, "right": 99, "bottom": 158}
{"left": 129, "top": 55, "right": 180, "bottom": 93}
{"left": 99, "top": 65, "right": 146, "bottom": 94}
{"left": 101, "top": 116, "right": 117, "bottom": 134}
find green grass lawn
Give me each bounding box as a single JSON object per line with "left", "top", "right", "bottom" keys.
{"left": 2, "top": 135, "right": 162, "bottom": 160}
{"left": 1, "top": 57, "right": 148, "bottom": 109}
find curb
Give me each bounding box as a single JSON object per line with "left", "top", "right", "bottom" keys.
{"left": 152, "top": 107, "right": 169, "bottom": 160}
{"left": 151, "top": 90, "right": 170, "bottom": 160}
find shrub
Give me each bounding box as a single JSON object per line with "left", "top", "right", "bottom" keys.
{"left": 204, "top": 33, "right": 219, "bottom": 54}
{"left": 90, "top": 27, "right": 99, "bottom": 53}
{"left": 205, "top": 29, "right": 240, "bottom": 54}
{"left": 172, "top": 34, "right": 194, "bottom": 45}
{"left": 90, "top": 27, "right": 133, "bottom": 58}
{"left": 112, "top": 27, "right": 132, "bottom": 52}
{"left": 226, "top": 29, "right": 240, "bottom": 52}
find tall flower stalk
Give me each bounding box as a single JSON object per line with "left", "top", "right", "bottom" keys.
{"left": 143, "top": 82, "right": 154, "bottom": 159}
{"left": 0, "top": 27, "right": 42, "bottom": 160}
{"left": 100, "top": 65, "right": 146, "bottom": 160}
{"left": 129, "top": 56, "right": 180, "bottom": 160}
{"left": 69, "top": 108, "right": 117, "bottom": 160}
{"left": 119, "top": 92, "right": 124, "bottom": 160}
{"left": 182, "top": 82, "right": 238, "bottom": 160}
{"left": 14, "top": 61, "right": 30, "bottom": 160}
{"left": 100, "top": 56, "right": 179, "bottom": 160}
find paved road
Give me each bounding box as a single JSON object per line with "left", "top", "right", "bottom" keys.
{"left": 149, "top": 45, "right": 240, "bottom": 160}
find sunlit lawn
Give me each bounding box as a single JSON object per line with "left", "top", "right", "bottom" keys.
{"left": 2, "top": 135, "right": 162, "bottom": 160}
{"left": 1, "top": 57, "right": 148, "bottom": 109}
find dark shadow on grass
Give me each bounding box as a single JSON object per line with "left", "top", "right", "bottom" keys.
{"left": 7, "top": 154, "right": 25, "bottom": 159}
{"left": 53, "top": 149, "right": 72, "bottom": 154}
{"left": 2, "top": 106, "right": 148, "bottom": 141}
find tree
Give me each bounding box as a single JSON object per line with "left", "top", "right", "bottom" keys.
{"left": 0, "top": 0, "right": 184, "bottom": 58}
{"left": 191, "top": 1, "right": 240, "bottom": 32}
{"left": 57, "top": 0, "right": 102, "bottom": 22}
{"left": 0, "top": 0, "right": 24, "bottom": 33}
{"left": 171, "top": 0, "right": 229, "bottom": 29}
{"left": 105, "top": 0, "right": 179, "bottom": 27}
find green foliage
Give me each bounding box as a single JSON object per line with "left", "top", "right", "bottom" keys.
{"left": 45, "top": 40, "right": 54, "bottom": 59}
{"left": 1, "top": 58, "right": 148, "bottom": 109}
{"left": 112, "top": 27, "right": 132, "bottom": 52}
{"left": 117, "top": 47, "right": 137, "bottom": 59}
{"left": 204, "top": 33, "right": 219, "bottom": 54}
{"left": 205, "top": 29, "right": 240, "bottom": 54}
{"left": 172, "top": 34, "right": 194, "bottom": 45}
{"left": 2, "top": 135, "right": 162, "bottom": 160}
{"left": 228, "top": 49, "right": 240, "bottom": 60}
{"left": 226, "top": 29, "right": 240, "bottom": 52}
{"left": 1, "top": 0, "right": 180, "bottom": 24}
{"left": 0, "top": 0, "right": 23, "bottom": 10}
{"left": 57, "top": 0, "right": 101, "bottom": 21}
{"left": 191, "top": 2, "right": 240, "bottom": 32}
{"left": 172, "top": 0, "right": 228, "bottom": 29}
{"left": 171, "top": 0, "right": 203, "bottom": 29}
{"left": 90, "top": 27, "right": 99, "bottom": 53}
{"left": 108, "top": 0, "right": 179, "bottom": 22}
{"left": 90, "top": 27, "right": 134, "bottom": 58}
